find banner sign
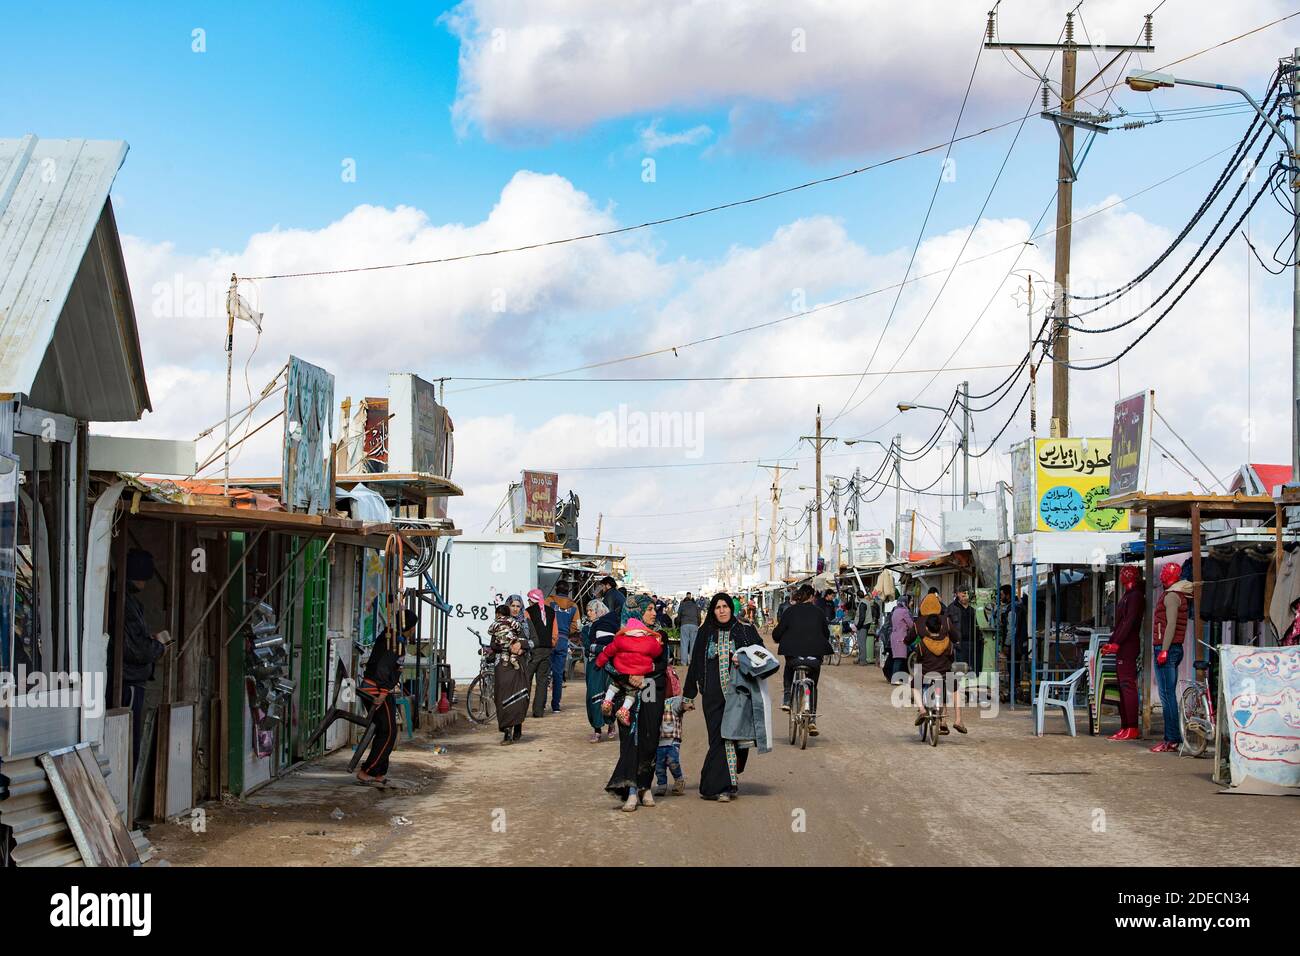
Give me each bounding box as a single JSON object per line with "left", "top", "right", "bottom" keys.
{"left": 1011, "top": 442, "right": 1034, "bottom": 535}
{"left": 1034, "top": 437, "right": 1128, "bottom": 532}
{"left": 282, "top": 356, "right": 335, "bottom": 514}
{"left": 1110, "top": 390, "right": 1153, "bottom": 498}
{"left": 519, "top": 470, "right": 559, "bottom": 530}
{"left": 851, "top": 529, "right": 887, "bottom": 567}
{"left": 1220, "top": 645, "right": 1300, "bottom": 793}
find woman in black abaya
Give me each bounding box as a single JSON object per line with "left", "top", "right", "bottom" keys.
{"left": 683, "top": 592, "right": 765, "bottom": 801}
{"left": 603, "top": 596, "right": 668, "bottom": 812}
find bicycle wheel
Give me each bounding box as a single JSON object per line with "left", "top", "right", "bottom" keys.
{"left": 466, "top": 675, "right": 494, "bottom": 724}
{"left": 799, "top": 709, "right": 809, "bottom": 750}
{"left": 1180, "top": 685, "right": 1208, "bottom": 758}
{"left": 789, "top": 691, "right": 799, "bottom": 745}
{"left": 928, "top": 716, "right": 939, "bottom": 747}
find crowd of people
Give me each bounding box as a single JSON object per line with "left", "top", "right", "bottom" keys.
{"left": 473, "top": 578, "right": 776, "bottom": 810}
{"left": 348, "top": 566, "right": 1195, "bottom": 790}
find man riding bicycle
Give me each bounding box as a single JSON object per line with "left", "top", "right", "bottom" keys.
{"left": 773, "top": 583, "right": 835, "bottom": 736}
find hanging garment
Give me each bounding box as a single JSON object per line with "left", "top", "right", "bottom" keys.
{"left": 1234, "top": 551, "right": 1272, "bottom": 622}
{"left": 1268, "top": 547, "right": 1300, "bottom": 638}
{"left": 1198, "top": 554, "right": 1228, "bottom": 622}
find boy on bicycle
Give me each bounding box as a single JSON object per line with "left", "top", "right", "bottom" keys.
{"left": 912, "top": 614, "right": 967, "bottom": 736}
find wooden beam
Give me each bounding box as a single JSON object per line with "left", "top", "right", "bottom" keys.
{"left": 1191, "top": 502, "right": 1202, "bottom": 666}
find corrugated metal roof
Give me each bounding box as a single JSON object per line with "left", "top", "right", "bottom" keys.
{"left": 0, "top": 135, "right": 150, "bottom": 421}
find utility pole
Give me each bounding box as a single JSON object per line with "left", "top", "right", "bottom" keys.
{"left": 758, "top": 462, "right": 795, "bottom": 581}
{"left": 1291, "top": 47, "right": 1300, "bottom": 480}
{"left": 1027, "top": 275, "right": 1038, "bottom": 435}
{"left": 961, "top": 379, "right": 970, "bottom": 505}
{"left": 800, "top": 405, "right": 839, "bottom": 561}
{"left": 986, "top": 9, "right": 1153, "bottom": 438}
{"left": 893, "top": 433, "right": 902, "bottom": 562}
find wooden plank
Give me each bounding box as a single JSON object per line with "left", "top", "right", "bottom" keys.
{"left": 102, "top": 708, "right": 132, "bottom": 826}
{"left": 73, "top": 745, "right": 138, "bottom": 865}
{"left": 153, "top": 703, "right": 170, "bottom": 822}
{"left": 39, "top": 745, "right": 133, "bottom": 867}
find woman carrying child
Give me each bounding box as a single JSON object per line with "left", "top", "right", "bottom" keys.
{"left": 603, "top": 596, "right": 668, "bottom": 812}
{"left": 490, "top": 603, "right": 530, "bottom": 745}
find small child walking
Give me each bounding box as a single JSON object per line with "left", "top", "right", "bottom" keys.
{"left": 654, "top": 666, "right": 686, "bottom": 796}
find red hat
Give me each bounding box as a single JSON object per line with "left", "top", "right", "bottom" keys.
{"left": 1119, "top": 565, "right": 1141, "bottom": 591}
{"left": 1159, "top": 562, "right": 1182, "bottom": 588}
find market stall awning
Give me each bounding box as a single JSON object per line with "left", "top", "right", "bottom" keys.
{"left": 1097, "top": 491, "right": 1277, "bottom": 520}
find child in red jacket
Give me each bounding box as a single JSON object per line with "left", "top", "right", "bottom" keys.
{"left": 595, "top": 618, "right": 664, "bottom": 725}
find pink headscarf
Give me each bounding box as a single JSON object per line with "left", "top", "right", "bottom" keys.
{"left": 527, "top": 588, "right": 549, "bottom": 625}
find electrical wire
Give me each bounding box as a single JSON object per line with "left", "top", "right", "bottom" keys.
{"left": 827, "top": 22, "right": 988, "bottom": 424}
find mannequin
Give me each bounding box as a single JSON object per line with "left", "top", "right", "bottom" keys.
{"left": 1102, "top": 565, "right": 1144, "bottom": 741}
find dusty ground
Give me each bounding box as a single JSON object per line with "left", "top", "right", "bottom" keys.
{"left": 150, "top": 659, "right": 1299, "bottom": 867}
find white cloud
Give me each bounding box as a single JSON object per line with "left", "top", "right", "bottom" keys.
{"left": 638, "top": 118, "right": 713, "bottom": 153}
{"left": 113, "top": 166, "right": 1292, "bottom": 590}
{"left": 443, "top": 0, "right": 1294, "bottom": 155}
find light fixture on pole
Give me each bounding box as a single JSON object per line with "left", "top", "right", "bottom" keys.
{"left": 896, "top": 384, "right": 971, "bottom": 506}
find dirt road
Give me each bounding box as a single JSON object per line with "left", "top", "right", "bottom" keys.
{"left": 151, "top": 661, "right": 1298, "bottom": 866}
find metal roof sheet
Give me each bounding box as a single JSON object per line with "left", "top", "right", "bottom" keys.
{"left": 0, "top": 135, "right": 150, "bottom": 420}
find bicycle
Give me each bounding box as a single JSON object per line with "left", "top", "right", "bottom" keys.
{"left": 787, "top": 656, "right": 820, "bottom": 750}
{"left": 826, "top": 624, "right": 842, "bottom": 666}
{"left": 917, "top": 673, "right": 945, "bottom": 747}
{"left": 465, "top": 627, "right": 497, "bottom": 725}
{"left": 1178, "top": 640, "right": 1218, "bottom": 758}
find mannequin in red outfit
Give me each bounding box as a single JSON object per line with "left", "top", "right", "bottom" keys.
{"left": 1103, "top": 565, "right": 1145, "bottom": 741}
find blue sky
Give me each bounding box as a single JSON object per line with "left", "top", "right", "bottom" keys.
{"left": 5, "top": 0, "right": 1298, "bottom": 589}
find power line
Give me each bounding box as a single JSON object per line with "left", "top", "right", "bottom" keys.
{"left": 828, "top": 21, "right": 988, "bottom": 424}
{"left": 241, "top": 114, "right": 1044, "bottom": 283}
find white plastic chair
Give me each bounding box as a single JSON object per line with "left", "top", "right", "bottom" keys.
{"left": 1035, "top": 666, "right": 1087, "bottom": 737}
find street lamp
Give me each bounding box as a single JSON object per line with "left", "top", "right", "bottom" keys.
{"left": 842, "top": 436, "right": 903, "bottom": 561}
{"left": 897, "top": 382, "right": 971, "bottom": 506}
{"left": 1126, "top": 63, "right": 1299, "bottom": 478}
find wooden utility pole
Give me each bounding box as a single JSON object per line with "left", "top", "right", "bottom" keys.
{"left": 758, "top": 462, "right": 795, "bottom": 581}
{"left": 801, "top": 405, "right": 839, "bottom": 563}
{"left": 986, "top": 9, "right": 1153, "bottom": 438}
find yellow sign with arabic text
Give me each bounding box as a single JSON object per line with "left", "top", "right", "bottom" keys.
{"left": 1034, "top": 438, "right": 1128, "bottom": 532}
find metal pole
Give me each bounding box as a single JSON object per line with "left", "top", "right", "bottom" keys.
{"left": 815, "top": 405, "right": 824, "bottom": 559}
{"left": 893, "top": 434, "right": 902, "bottom": 561}
{"left": 961, "top": 379, "right": 970, "bottom": 505}
{"left": 1293, "top": 48, "right": 1300, "bottom": 480}
{"left": 224, "top": 274, "right": 236, "bottom": 495}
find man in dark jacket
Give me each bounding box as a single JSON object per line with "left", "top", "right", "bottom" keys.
{"left": 943, "top": 584, "right": 978, "bottom": 672}
{"left": 358, "top": 608, "right": 417, "bottom": 784}
{"left": 118, "top": 548, "right": 170, "bottom": 764}
{"left": 773, "top": 584, "right": 834, "bottom": 735}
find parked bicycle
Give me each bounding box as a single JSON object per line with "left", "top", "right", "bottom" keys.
{"left": 787, "top": 656, "right": 820, "bottom": 749}
{"left": 1179, "top": 640, "right": 1218, "bottom": 758}
{"left": 465, "top": 627, "right": 497, "bottom": 725}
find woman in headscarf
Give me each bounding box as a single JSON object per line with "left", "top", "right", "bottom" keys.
{"left": 604, "top": 596, "right": 668, "bottom": 811}
{"left": 683, "top": 592, "right": 765, "bottom": 801}
{"left": 488, "top": 603, "right": 529, "bottom": 744}
{"left": 888, "top": 592, "right": 916, "bottom": 681}
{"left": 583, "top": 598, "right": 618, "bottom": 742}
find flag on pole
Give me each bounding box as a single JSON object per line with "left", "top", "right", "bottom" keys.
{"left": 226, "top": 287, "right": 263, "bottom": 331}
